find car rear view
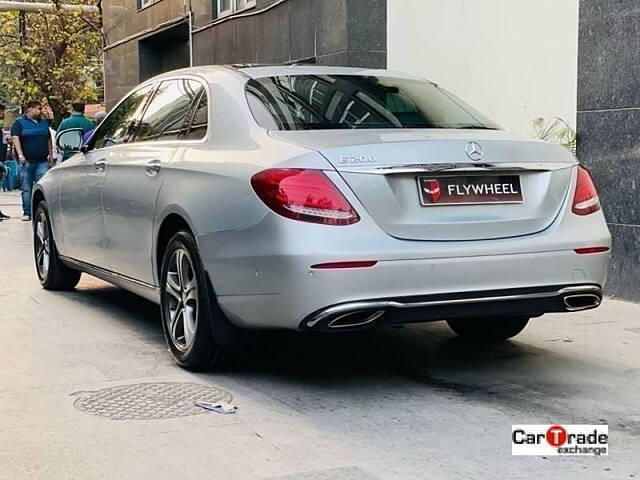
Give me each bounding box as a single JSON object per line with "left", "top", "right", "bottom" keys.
{"left": 210, "top": 68, "right": 610, "bottom": 342}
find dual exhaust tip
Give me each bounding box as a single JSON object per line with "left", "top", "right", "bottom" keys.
{"left": 327, "top": 310, "right": 385, "bottom": 329}
{"left": 324, "top": 293, "right": 602, "bottom": 330}
{"left": 563, "top": 293, "right": 601, "bottom": 312}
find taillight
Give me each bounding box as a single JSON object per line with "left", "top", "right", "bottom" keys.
{"left": 572, "top": 166, "right": 601, "bottom": 216}
{"left": 251, "top": 169, "right": 360, "bottom": 225}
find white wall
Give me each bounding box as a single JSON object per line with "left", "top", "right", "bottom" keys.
{"left": 387, "top": 0, "right": 579, "bottom": 136}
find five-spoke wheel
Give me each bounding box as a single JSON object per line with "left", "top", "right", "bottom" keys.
{"left": 165, "top": 248, "right": 199, "bottom": 352}
{"left": 160, "top": 230, "right": 227, "bottom": 370}
{"left": 33, "top": 201, "right": 81, "bottom": 290}
{"left": 34, "top": 210, "right": 50, "bottom": 280}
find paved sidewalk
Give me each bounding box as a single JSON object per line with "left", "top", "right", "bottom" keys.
{"left": 0, "top": 190, "right": 20, "bottom": 211}
{"left": 0, "top": 190, "right": 638, "bottom": 480}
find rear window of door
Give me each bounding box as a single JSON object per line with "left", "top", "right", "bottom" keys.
{"left": 135, "top": 79, "right": 205, "bottom": 143}
{"left": 181, "top": 90, "right": 208, "bottom": 141}
{"left": 90, "top": 84, "right": 155, "bottom": 150}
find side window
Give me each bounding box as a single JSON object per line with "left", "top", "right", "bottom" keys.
{"left": 182, "top": 91, "right": 209, "bottom": 140}
{"left": 90, "top": 84, "right": 155, "bottom": 150}
{"left": 135, "top": 79, "right": 203, "bottom": 143}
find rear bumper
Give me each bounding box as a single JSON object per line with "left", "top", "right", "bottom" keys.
{"left": 208, "top": 247, "right": 609, "bottom": 330}
{"left": 199, "top": 184, "right": 610, "bottom": 330}
{"left": 300, "top": 284, "right": 602, "bottom": 332}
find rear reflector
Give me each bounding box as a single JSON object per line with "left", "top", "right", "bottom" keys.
{"left": 251, "top": 168, "right": 360, "bottom": 226}
{"left": 574, "top": 247, "right": 610, "bottom": 254}
{"left": 572, "top": 166, "right": 601, "bottom": 216}
{"left": 311, "top": 261, "right": 378, "bottom": 269}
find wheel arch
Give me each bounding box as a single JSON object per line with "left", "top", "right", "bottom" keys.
{"left": 31, "top": 187, "right": 62, "bottom": 247}
{"left": 32, "top": 187, "right": 46, "bottom": 215}
{"left": 154, "top": 209, "right": 256, "bottom": 346}
{"left": 155, "top": 211, "right": 196, "bottom": 285}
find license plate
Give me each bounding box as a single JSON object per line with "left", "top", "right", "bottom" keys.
{"left": 417, "top": 175, "right": 523, "bottom": 206}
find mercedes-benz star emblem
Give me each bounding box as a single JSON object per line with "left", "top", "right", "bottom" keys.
{"left": 465, "top": 142, "right": 484, "bottom": 161}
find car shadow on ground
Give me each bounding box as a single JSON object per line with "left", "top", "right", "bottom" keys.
{"left": 217, "top": 327, "right": 612, "bottom": 424}
{"left": 69, "top": 276, "right": 538, "bottom": 375}
{"left": 64, "top": 277, "right": 163, "bottom": 334}
{"left": 59, "top": 277, "right": 620, "bottom": 419}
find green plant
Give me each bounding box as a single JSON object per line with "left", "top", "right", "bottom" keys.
{"left": 0, "top": 1, "right": 103, "bottom": 125}
{"left": 532, "top": 117, "right": 576, "bottom": 153}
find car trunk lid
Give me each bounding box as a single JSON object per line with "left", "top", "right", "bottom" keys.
{"left": 268, "top": 129, "right": 576, "bottom": 241}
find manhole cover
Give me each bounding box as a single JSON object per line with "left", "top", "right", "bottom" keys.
{"left": 72, "top": 382, "right": 233, "bottom": 420}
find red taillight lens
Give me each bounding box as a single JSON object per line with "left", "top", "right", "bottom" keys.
{"left": 572, "top": 166, "right": 601, "bottom": 216}
{"left": 251, "top": 169, "right": 360, "bottom": 225}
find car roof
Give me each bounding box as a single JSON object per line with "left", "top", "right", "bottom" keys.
{"left": 149, "top": 64, "right": 428, "bottom": 83}
{"left": 235, "top": 64, "right": 425, "bottom": 80}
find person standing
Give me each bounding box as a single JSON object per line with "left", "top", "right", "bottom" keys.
{"left": 2, "top": 137, "right": 16, "bottom": 193}
{"left": 11, "top": 100, "right": 54, "bottom": 221}
{"left": 0, "top": 104, "right": 7, "bottom": 163}
{"left": 0, "top": 107, "right": 8, "bottom": 220}
{"left": 57, "top": 101, "right": 94, "bottom": 161}
{"left": 83, "top": 110, "right": 107, "bottom": 144}
{"left": 0, "top": 104, "right": 11, "bottom": 219}
{"left": 0, "top": 104, "right": 8, "bottom": 194}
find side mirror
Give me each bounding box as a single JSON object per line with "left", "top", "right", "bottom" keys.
{"left": 56, "top": 128, "right": 84, "bottom": 152}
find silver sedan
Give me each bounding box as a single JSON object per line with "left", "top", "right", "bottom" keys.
{"left": 34, "top": 65, "right": 611, "bottom": 370}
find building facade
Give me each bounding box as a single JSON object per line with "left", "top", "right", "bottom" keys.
{"left": 578, "top": 0, "right": 639, "bottom": 301}
{"left": 102, "top": 0, "right": 386, "bottom": 110}
{"left": 103, "top": 0, "right": 578, "bottom": 136}
{"left": 388, "top": 0, "right": 579, "bottom": 137}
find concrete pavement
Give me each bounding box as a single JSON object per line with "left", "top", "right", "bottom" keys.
{"left": 0, "top": 190, "right": 638, "bottom": 480}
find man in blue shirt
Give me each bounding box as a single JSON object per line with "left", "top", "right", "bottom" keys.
{"left": 11, "top": 100, "right": 54, "bottom": 221}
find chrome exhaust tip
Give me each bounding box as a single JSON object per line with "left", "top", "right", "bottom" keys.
{"left": 563, "top": 293, "right": 601, "bottom": 312}
{"left": 327, "top": 310, "right": 385, "bottom": 329}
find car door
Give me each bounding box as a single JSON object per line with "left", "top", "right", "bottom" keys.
{"left": 101, "top": 78, "right": 206, "bottom": 285}
{"left": 58, "top": 84, "right": 155, "bottom": 268}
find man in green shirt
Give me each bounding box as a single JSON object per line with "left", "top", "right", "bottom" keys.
{"left": 57, "top": 101, "right": 94, "bottom": 161}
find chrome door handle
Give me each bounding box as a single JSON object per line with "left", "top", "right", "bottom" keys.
{"left": 145, "top": 159, "right": 162, "bottom": 176}
{"left": 93, "top": 159, "right": 107, "bottom": 172}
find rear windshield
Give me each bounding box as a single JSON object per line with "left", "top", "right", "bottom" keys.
{"left": 245, "top": 74, "right": 499, "bottom": 131}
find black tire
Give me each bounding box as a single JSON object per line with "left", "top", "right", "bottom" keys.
{"left": 33, "top": 201, "right": 81, "bottom": 290}
{"left": 446, "top": 316, "right": 530, "bottom": 342}
{"left": 160, "top": 230, "right": 227, "bottom": 371}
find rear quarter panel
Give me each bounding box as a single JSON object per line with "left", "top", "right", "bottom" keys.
{"left": 152, "top": 72, "right": 334, "bottom": 284}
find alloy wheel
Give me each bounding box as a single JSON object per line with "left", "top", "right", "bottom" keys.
{"left": 164, "top": 248, "right": 199, "bottom": 351}
{"left": 35, "top": 211, "right": 50, "bottom": 279}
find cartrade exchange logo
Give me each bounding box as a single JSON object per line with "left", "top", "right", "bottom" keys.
{"left": 512, "top": 425, "right": 608, "bottom": 456}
